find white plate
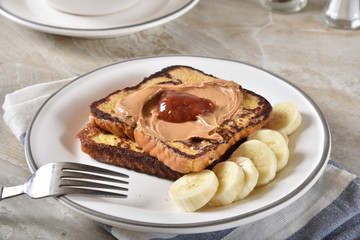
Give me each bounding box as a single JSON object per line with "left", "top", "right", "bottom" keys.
{"left": 25, "top": 56, "right": 331, "bottom": 233}
{"left": 0, "top": 0, "right": 198, "bottom": 38}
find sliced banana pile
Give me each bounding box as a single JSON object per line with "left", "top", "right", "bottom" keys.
{"left": 169, "top": 102, "right": 302, "bottom": 212}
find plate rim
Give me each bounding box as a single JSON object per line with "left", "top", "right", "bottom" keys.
{"left": 24, "top": 55, "right": 331, "bottom": 231}
{"left": 0, "top": 0, "right": 198, "bottom": 36}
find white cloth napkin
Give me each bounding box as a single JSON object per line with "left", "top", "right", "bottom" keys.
{"left": 2, "top": 78, "right": 74, "bottom": 145}
{"left": 2, "top": 80, "right": 360, "bottom": 240}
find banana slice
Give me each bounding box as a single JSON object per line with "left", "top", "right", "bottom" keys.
{"left": 210, "top": 161, "right": 245, "bottom": 207}
{"left": 228, "top": 157, "right": 259, "bottom": 200}
{"left": 248, "top": 129, "right": 289, "bottom": 172}
{"left": 231, "top": 140, "right": 277, "bottom": 187}
{"left": 169, "top": 170, "right": 219, "bottom": 212}
{"left": 265, "top": 102, "right": 302, "bottom": 135}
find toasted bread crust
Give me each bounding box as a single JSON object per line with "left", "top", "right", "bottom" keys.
{"left": 76, "top": 124, "right": 184, "bottom": 181}
{"left": 89, "top": 114, "right": 135, "bottom": 140}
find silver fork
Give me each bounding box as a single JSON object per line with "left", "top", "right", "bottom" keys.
{"left": 0, "top": 162, "right": 129, "bottom": 200}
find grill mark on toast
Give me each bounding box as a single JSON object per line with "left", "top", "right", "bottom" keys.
{"left": 157, "top": 138, "right": 217, "bottom": 159}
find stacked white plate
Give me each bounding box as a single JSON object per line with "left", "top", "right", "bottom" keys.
{"left": 0, "top": 0, "right": 199, "bottom": 37}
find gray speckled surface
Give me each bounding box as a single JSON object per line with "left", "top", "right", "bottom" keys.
{"left": 0, "top": 0, "right": 359, "bottom": 238}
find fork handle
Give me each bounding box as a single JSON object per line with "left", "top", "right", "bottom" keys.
{"left": 0, "top": 185, "right": 24, "bottom": 201}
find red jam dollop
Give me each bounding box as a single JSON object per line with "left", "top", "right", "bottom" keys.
{"left": 158, "top": 90, "right": 215, "bottom": 123}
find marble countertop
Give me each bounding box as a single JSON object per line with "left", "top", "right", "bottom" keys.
{"left": 0, "top": 0, "right": 359, "bottom": 239}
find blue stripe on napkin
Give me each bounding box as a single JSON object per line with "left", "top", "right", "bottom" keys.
{"left": 151, "top": 227, "right": 235, "bottom": 240}
{"left": 97, "top": 222, "right": 114, "bottom": 234}
{"left": 20, "top": 133, "right": 26, "bottom": 146}
{"left": 328, "top": 159, "right": 348, "bottom": 171}
{"left": 327, "top": 212, "right": 360, "bottom": 240}
{"left": 287, "top": 177, "right": 360, "bottom": 240}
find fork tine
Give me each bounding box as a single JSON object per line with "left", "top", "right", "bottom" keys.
{"left": 60, "top": 179, "right": 128, "bottom": 191}
{"left": 59, "top": 162, "right": 129, "bottom": 178}
{"left": 61, "top": 171, "right": 128, "bottom": 185}
{"left": 59, "top": 188, "right": 127, "bottom": 198}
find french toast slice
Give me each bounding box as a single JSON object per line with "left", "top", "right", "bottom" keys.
{"left": 76, "top": 124, "right": 185, "bottom": 181}
{"left": 89, "top": 66, "right": 220, "bottom": 141}
{"left": 134, "top": 88, "right": 272, "bottom": 173}
{"left": 85, "top": 66, "right": 272, "bottom": 175}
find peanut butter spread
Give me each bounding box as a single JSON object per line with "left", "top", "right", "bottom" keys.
{"left": 115, "top": 79, "right": 243, "bottom": 141}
